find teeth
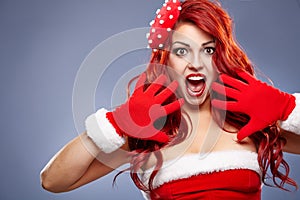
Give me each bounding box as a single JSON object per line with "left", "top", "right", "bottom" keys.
{"left": 187, "top": 76, "right": 204, "bottom": 81}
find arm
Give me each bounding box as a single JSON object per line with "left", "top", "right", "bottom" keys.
{"left": 280, "top": 93, "right": 300, "bottom": 154}
{"left": 40, "top": 132, "right": 130, "bottom": 193}
{"left": 281, "top": 129, "right": 300, "bottom": 154}
{"left": 40, "top": 74, "right": 183, "bottom": 193}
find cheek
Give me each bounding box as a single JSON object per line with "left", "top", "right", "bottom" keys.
{"left": 206, "top": 69, "right": 218, "bottom": 89}
{"left": 209, "top": 67, "right": 218, "bottom": 80}
{"left": 204, "top": 60, "right": 218, "bottom": 86}
{"left": 168, "top": 55, "right": 187, "bottom": 75}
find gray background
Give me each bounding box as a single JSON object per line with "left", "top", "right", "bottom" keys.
{"left": 1, "top": 0, "right": 300, "bottom": 199}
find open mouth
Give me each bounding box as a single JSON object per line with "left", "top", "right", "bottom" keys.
{"left": 185, "top": 74, "right": 206, "bottom": 97}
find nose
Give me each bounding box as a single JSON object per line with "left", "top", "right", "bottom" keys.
{"left": 187, "top": 56, "right": 204, "bottom": 71}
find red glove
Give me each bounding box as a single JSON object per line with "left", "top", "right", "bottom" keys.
{"left": 108, "top": 73, "right": 184, "bottom": 143}
{"left": 211, "top": 71, "right": 296, "bottom": 141}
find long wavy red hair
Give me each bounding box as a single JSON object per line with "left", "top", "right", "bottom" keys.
{"left": 119, "top": 0, "right": 297, "bottom": 194}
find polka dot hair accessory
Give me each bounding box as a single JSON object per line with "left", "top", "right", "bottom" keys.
{"left": 147, "top": 0, "right": 182, "bottom": 50}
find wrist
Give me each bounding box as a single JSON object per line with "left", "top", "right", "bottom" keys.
{"left": 280, "top": 93, "right": 300, "bottom": 135}
{"left": 106, "top": 111, "right": 125, "bottom": 137}
{"left": 85, "top": 108, "right": 126, "bottom": 153}
{"left": 281, "top": 92, "right": 296, "bottom": 121}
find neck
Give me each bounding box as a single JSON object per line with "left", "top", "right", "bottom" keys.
{"left": 181, "top": 96, "right": 224, "bottom": 153}
{"left": 182, "top": 96, "right": 212, "bottom": 123}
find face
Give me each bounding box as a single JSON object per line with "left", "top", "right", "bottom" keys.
{"left": 167, "top": 22, "right": 218, "bottom": 106}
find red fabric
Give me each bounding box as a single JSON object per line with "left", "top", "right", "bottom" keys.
{"left": 148, "top": 0, "right": 181, "bottom": 49}
{"left": 150, "top": 169, "right": 261, "bottom": 200}
{"left": 106, "top": 111, "right": 124, "bottom": 137}
{"left": 212, "top": 71, "right": 296, "bottom": 140}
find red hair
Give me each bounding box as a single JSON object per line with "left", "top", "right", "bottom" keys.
{"left": 119, "top": 0, "right": 297, "bottom": 194}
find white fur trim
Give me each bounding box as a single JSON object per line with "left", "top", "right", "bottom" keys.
{"left": 141, "top": 150, "right": 260, "bottom": 189}
{"left": 280, "top": 93, "right": 300, "bottom": 135}
{"left": 85, "top": 108, "right": 125, "bottom": 153}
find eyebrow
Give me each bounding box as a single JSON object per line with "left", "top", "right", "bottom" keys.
{"left": 172, "top": 40, "right": 215, "bottom": 47}
{"left": 202, "top": 40, "right": 215, "bottom": 46}
{"left": 172, "top": 41, "right": 190, "bottom": 47}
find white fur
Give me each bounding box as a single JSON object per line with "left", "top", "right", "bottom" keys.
{"left": 141, "top": 150, "right": 260, "bottom": 189}
{"left": 280, "top": 93, "right": 300, "bottom": 135}
{"left": 85, "top": 108, "right": 125, "bottom": 153}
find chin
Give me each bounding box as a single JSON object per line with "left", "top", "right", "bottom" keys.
{"left": 182, "top": 90, "right": 210, "bottom": 107}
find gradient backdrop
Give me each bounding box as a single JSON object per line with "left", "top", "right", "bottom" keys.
{"left": 1, "top": 0, "right": 300, "bottom": 199}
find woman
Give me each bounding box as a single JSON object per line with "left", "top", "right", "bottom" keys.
{"left": 40, "top": 0, "right": 300, "bottom": 199}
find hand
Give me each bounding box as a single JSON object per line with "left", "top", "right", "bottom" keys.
{"left": 211, "top": 71, "right": 295, "bottom": 141}
{"left": 108, "top": 73, "right": 184, "bottom": 143}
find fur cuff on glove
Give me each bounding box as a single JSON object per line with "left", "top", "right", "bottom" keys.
{"left": 85, "top": 108, "right": 125, "bottom": 153}
{"left": 280, "top": 93, "right": 300, "bottom": 135}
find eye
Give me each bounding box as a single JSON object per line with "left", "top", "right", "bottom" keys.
{"left": 203, "top": 47, "right": 215, "bottom": 55}
{"left": 173, "top": 48, "right": 188, "bottom": 57}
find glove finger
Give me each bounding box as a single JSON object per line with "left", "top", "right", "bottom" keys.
{"left": 219, "top": 74, "right": 248, "bottom": 91}
{"left": 236, "top": 70, "right": 255, "bottom": 84}
{"left": 162, "top": 98, "right": 184, "bottom": 115}
{"left": 134, "top": 73, "right": 147, "bottom": 91}
{"left": 237, "top": 119, "right": 265, "bottom": 141}
{"left": 212, "top": 82, "right": 240, "bottom": 99}
{"left": 211, "top": 99, "right": 240, "bottom": 112}
{"left": 145, "top": 74, "right": 167, "bottom": 95}
{"left": 155, "top": 80, "right": 178, "bottom": 103}
{"left": 237, "top": 126, "right": 253, "bottom": 141}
